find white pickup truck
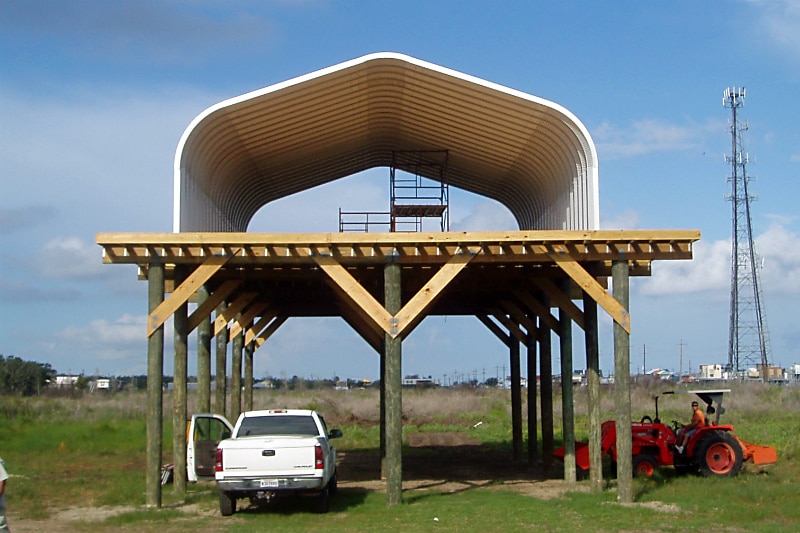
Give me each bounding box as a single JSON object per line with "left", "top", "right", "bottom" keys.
{"left": 187, "top": 409, "right": 342, "bottom": 516}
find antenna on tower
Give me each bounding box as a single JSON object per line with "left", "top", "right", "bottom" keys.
{"left": 722, "top": 87, "right": 772, "bottom": 382}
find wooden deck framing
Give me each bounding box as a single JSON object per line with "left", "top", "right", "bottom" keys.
{"left": 96, "top": 228, "right": 700, "bottom": 508}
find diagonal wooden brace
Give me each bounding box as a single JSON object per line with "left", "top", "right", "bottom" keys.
{"left": 147, "top": 249, "right": 240, "bottom": 337}
{"left": 313, "top": 249, "right": 474, "bottom": 339}
{"left": 547, "top": 251, "right": 630, "bottom": 333}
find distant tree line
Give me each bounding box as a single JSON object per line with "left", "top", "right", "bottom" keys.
{"left": 0, "top": 354, "right": 56, "bottom": 396}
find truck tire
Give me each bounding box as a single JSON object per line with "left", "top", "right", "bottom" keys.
{"left": 697, "top": 432, "right": 744, "bottom": 477}
{"left": 328, "top": 469, "right": 338, "bottom": 496}
{"left": 219, "top": 490, "right": 236, "bottom": 516}
{"left": 314, "top": 486, "right": 330, "bottom": 514}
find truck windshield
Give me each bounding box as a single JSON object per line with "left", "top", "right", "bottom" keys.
{"left": 238, "top": 415, "right": 320, "bottom": 437}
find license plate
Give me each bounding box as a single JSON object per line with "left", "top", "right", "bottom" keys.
{"left": 259, "top": 479, "right": 280, "bottom": 488}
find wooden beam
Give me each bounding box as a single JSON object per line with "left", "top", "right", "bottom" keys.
{"left": 500, "top": 300, "right": 539, "bottom": 339}
{"left": 98, "top": 230, "right": 699, "bottom": 267}
{"left": 492, "top": 311, "right": 528, "bottom": 344}
{"left": 476, "top": 314, "right": 511, "bottom": 346}
{"left": 229, "top": 301, "right": 270, "bottom": 340}
{"left": 394, "top": 252, "right": 474, "bottom": 338}
{"left": 312, "top": 254, "right": 394, "bottom": 335}
{"left": 147, "top": 252, "right": 239, "bottom": 337}
{"left": 214, "top": 292, "right": 258, "bottom": 336}
{"left": 548, "top": 252, "right": 631, "bottom": 333}
{"left": 514, "top": 290, "right": 560, "bottom": 332}
{"left": 533, "top": 278, "right": 585, "bottom": 330}
{"left": 187, "top": 280, "right": 239, "bottom": 333}
{"left": 254, "top": 316, "right": 288, "bottom": 349}
{"left": 244, "top": 310, "right": 278, "bottom": 345}
{"left": 339, "top": 305, "right": 383, "bottom": 353}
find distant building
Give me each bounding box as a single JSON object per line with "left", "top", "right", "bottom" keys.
{"left": 699, "top": 364, "right": 725, "bottom": 380}
{"left": 55, "top": 375, "right": 78, "bottom": 388}
{"left": 646, "top": 368, "right": 675, "bottom": 381}
{"left": 403, "top": 377, "right": 438, "bottom": 388}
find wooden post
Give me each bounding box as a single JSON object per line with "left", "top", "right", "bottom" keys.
{"left": 172, "top": 266, "right": 188, "bottom": 497}
{"left": 196, "top": 285, "right": 212, "bottom": 413}
{"left": 379, "top": 340, "right": 386, "bottom": 479}
{"left": 510, "top": 336, "right": 523, "bottom": 461}
{"left": 612, "top": 260, "right": 633, "bottom": 503}
{"left": 230, "top": 324, "right": 243, "bottom": 422}
{"left": 214, "top": 302, "right": 228, "bottom": 416}
{"left": 559, "top": 278, "right": 576, "bottom": 484}
{"left": 526, "top": 326, "right": 539, "bottom": 465}
{"left": 583, "top": 291, "right": 602, "bottom": 493}
{"left": 244, "top": 341, "right": 254, "bottom": 411}
{"left": 538, "top": 293, "right": 555, "bottom": 474}
{"left": 384, "top": 262, "right": 403, "bottom": 506}
{"left": 146, "top": 262, "right": 164, "bottom": 508}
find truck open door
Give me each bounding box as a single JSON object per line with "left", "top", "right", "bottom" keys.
{"left": 187, "top": 413, "right": 233, "bottom": 482}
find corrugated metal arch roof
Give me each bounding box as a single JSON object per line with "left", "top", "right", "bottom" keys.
{"left": 173, "top": 52, "right": 598, "bottom": 232}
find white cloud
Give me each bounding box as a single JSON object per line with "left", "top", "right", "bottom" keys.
{"left": 641, "top": 222, "right": 800, "bottom": 296}
{"left": 642, "top": 238, "right": 731, "bottom": 296}
{"left": 43, "top": 313, "right": 157, "bottom": 375}
{"left": 57, "top": 313, "right": 147, "bottom": 348}
{"left": 593, "top": 118, "right": 722, "bottom": 160}
{"left": 756, "top": 222, "right": 800, "bottom": 292}
{"left": 451, "top": 200, "right": 517, "bottom": 231}
{"left": 746, "top": 0, "right": 800, "bottom": 62}
{"left": 601, "top": 209, "right": 640, "bottom": 230}
{"left": 36, "top": 237, "right": 107, "bottom": 279}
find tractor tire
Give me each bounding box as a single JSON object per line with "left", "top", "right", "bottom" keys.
{"left": 219, "top": 491, "right": 236, "bottom": 516}
{"left": 696, "top": 432, "right": 744, "bottom": 478}
{"left": 632, "top": 455, "right": 658, "bottom": 478}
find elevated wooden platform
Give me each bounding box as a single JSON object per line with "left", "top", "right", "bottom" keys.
{"left": 97, "top": 229, "right": 699, "bottom": 348}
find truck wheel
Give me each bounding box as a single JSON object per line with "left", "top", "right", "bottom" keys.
{"left": 697, "top": 432, "right": 744, "bottom": 477}
{"left": 632, "top": 455, "right": 658, "bottom": 477}
{"left": 314, "top": 486, "right": 330, "bottom": 514}
{"left": 328, "top": 469, "right": 338, "bottom": 497}
{"left": 219, "top": 491, "right": 236, "bottom": 516}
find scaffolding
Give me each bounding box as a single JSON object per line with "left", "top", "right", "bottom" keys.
{"left": 339, "top": 150, "right": 449, "bottom": 232}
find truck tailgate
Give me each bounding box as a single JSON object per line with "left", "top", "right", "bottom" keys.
{"left": 221, "top": 436, "right": 320, "bottom": 477}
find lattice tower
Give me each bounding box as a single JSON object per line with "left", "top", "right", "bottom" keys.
{"left": 723, "top": 87, "right": 772, "bottom": 379}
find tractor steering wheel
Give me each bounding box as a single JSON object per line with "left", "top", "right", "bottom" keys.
{"left": 640, "top": 415, "right": 653, "bottom": 424}
{"left": 671, "top": 420, "right": 681, "bottom": 432}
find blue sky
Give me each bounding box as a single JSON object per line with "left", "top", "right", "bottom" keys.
{"left": 1, "top": 1, "right": 798, "bottom": 381}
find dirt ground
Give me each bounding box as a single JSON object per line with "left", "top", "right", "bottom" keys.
{"left": 10, "top": 433, "right": 620, "bottom": 532}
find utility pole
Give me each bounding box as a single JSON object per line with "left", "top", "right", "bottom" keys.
{"left": 679, "top": 340, "right": 686, "bottom": 381}
{"left": 642, "top": 344, "right": 647, "bottom": 375}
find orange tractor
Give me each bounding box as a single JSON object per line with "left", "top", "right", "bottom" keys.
{"left": 556, "top": 389, "right": 777, "bottom": 477}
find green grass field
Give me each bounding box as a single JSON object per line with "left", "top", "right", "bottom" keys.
{"left": 2, "top": 382, "right": 798, "bottom": 532}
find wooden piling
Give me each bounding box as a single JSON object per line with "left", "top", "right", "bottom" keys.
{"left": 583, "top": 291, "right": 602, "bottom": 493}
{"left": 510, "top": 337, "right": 523, "bottom": 461}
{"left": 214, "top": 302, "right": 228, "bottom": 417}
{"left": 612, "top": 260, "right": 633, "bottom": 503}
{"left": 559, "top": 279, "right": 576, "bottom": 483}
{"left": 146, "top": 263, "right": 164, "bottom": 508}
{"left": 384, "top": 262, "right": 402, "bottom": 506}
{"left": 196, "top": 285, "right": 212, "bottom": 413}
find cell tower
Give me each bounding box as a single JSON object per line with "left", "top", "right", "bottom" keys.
{"left": 722, "top": 87, "right": 772, "bottom": 380}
